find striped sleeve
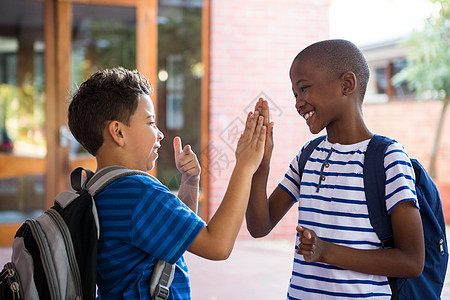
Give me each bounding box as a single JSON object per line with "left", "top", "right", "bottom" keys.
{"left": 128, "top": 175, "right": 205, "bottom": 264}
{"left": 384, "top": 142, "right": 418, "bottom": 213}
{"left": 278, "top": 144, "right": 308, "bottom": 203}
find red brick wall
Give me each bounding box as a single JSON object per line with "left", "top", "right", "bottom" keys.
{"left": 207, "top": 1, "right": 450, "bottom": 237}
{"left": 207, "top": 0, "right": 331, "bottom": 239}
{"left": 364, "top": 100, "right": 450, "bottom": 223}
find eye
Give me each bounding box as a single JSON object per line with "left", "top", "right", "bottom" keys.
{"left": 293, "top": 93, "right": 298, "bottom": 100}
{"left": 300, "top": 86, "right": 309, "bottom": 92}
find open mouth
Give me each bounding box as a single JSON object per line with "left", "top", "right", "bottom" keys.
{"left": 303, "top": 110, "right": 315, "bottom": 121}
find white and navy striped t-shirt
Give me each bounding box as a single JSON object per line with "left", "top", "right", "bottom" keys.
{"left": 279, "top": 137, "right": 418, "bottom": 300}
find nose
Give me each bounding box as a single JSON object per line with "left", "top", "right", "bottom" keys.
{"left": 158, "top": 129, "right": 164, "bottom": 141}
{"left": 295, "top": 95, "right": 306, "bottom": 111}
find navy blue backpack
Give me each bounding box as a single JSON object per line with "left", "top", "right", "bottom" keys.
{"left": 299, "top": 134, "right": 448, "bottom": 299}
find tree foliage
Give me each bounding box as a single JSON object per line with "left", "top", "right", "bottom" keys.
{"left": 392, "top": 0, "right": 449, "bottom": 179}
{"left": 392, "top": 0, "right": 449, "bottom": 100}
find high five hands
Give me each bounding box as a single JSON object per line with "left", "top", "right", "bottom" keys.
{"left": 253, "top": 98, "right": 274, "bottom": 169}
{"left": 235, "top": 108, "right": 267, "bottom": 173}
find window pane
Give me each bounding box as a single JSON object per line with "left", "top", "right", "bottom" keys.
{"left": 70, "top": 3, "right": 136, "bottom": 156}
{"left": 157, "top": 0, "right": 203, "bottom": 189}
{"left": 0, "top": 0, "right": 45, "bottom": 223}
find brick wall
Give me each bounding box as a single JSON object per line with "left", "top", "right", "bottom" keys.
{"left": 207, "top": 0, "right": 331, "bottom": 239}
{"left": 364, "top": 100, "right": 450, "bottom": 223}
{"left": 207, "top": 1, "right": 450, "bottom": 239}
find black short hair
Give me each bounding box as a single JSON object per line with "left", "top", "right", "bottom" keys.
{"left": 294, "top": 39, "right": 370, "bottom": 100}
{"left": 68, "top": 67, "right": 152, "bottom": 156}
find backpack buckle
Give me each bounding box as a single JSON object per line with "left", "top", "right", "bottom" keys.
{"left": 381, "top": 238, "right": 394, "bottom": 249}
{"left": 154, "top": 284, "right": 170, "bottom": 300}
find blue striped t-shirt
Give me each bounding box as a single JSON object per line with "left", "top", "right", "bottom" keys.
{"left": 279, "top": 137, "right": 418, "bottom": 300}
{"left": 94, "top": 174, "right": 205, "bottom": 300}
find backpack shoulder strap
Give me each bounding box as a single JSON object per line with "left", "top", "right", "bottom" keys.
{"left": 364, "top": 134, "right": 396, "bottom": 248}
{"left": 298, "top": 135, "right": 326, "bottom": 180}
{"left": 70, "top": 167, "right": 95, "bottom": 192}
{"left": 85, "top": 166, "right": 150, "bottom": 196}
{"left": 83, "top": 166, "right": 175, "bottom": 299}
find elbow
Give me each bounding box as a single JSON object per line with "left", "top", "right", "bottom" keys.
{"left": 407, "top": 260, "right": 424, "bottom": 278}
{"left": 246, "top": 221, "right": 270, "bottom": 238}
{"left": 209, "top": 245, "right": 233, "bottom": 261}
{"left": 403, "top": 256, "right": 424, "bottom": 278}
{"left": 248, "top": 229, "right": 267, "bottom": 239}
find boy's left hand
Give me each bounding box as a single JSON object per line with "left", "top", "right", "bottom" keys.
{"left": 296, "top": 226, "right": 325, "bottom": 262}
{"left": 173, "top": 136, "right": 201, "bottom": 178}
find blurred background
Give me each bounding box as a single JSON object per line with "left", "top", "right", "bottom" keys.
{"left": 0, "top": 0, "right": 448, "bottom": 298}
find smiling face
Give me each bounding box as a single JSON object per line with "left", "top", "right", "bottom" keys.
{"left": 123, "top": 94, "right": 164, "bottom": 171}
{"left": 289, "top": 58, "right": 345, "bottom": 135}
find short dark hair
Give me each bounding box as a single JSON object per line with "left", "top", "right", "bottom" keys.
{"left": 294, "top": 39, "right": 370, "bottom": 100}
{"left": 68, "top": 67, "right": 152, "bottom": 156}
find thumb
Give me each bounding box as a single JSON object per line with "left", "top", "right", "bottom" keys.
{"left": 297, "top": 226, "right": 311, "bottom": 239}
{"left": 173, "top": 136, "right": 183, "bottom": 155}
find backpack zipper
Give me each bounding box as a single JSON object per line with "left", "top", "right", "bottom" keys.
{"left": 27, "top": 219, "right": 61, "bottom": 300}
{"left": 1, "top": 263, "right": 23, "bottom": 300}
{"left": 46, "top": 209, "right": 83, "bottom": 299}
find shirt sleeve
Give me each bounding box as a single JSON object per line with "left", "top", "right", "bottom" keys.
{"left": 129, "top": 175, "right": 205, "bottom": 264}
{"left": 384, "top": 142, "right": 419, "bottom": 213}
{"left": 278, "top": 142, "right": 310, "bottom": 203}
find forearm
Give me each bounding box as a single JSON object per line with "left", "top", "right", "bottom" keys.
{"left": 245, "top": 167, "right": 272, "bottom": 237}
{"left": 199, "top": 165, "right": 254, "bottom": 259}
{"left": 178, "top": 175, "right": 199, "bottom": 213}
{"left": 320, "top": 242, "right": 423, "bottom": 278}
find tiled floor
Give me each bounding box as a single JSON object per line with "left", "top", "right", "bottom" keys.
{"left": 2, "top": 234, "right": 450, "bottom": 299}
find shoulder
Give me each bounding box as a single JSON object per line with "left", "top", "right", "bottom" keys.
{"left": 383, "top": 140, "right": 412, "bottom": 166}
{"left": 99, "top": 173, "right": 172, "bottom": 201}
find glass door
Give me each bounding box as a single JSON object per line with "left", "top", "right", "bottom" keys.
{"left": 0, "top": 0, "right": 156, "bottom": 246}
{"left": 69, "top": 3, "right": 137, "bottom": 169}
{"left": 0, "top": 1, "right": 46, "bottom": 230}
{"left": 0, "top": 0, "right": 205, "bottom": 245}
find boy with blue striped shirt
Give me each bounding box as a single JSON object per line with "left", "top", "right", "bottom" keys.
{"left": 246, "top": 40, "right": 425, "bottom": 299}
{"left": 68, "top": 67, "right": 266, "bottom": 299}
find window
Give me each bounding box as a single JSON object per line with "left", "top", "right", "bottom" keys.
{"left": 156, "top": 0, "right": 203, "bottom": 190}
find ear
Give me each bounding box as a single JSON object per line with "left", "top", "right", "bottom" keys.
{"left": 340, "top": 71, "right": 357, "bottom": 96}
{"left": 107, "top": 121, "right": 125, "bottom": 147}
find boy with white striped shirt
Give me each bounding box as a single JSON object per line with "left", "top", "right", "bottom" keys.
{"left": 246, "top": 39, "right": 424, "bottom": 299}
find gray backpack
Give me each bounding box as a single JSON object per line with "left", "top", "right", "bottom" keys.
{"left": 0, "top": 166, "right": 174, "bottom": 300}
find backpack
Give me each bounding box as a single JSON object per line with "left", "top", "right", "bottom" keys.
{"left": 0, "top": 166, "right": 174, "bottom": 300}
{"left": 298, "top": 134, "right": 448, "bottom": 300}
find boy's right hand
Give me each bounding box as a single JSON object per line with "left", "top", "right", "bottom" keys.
{"left": 254, "top": 98, "right": 274, "bottom": 169}
{"left": 235, "top": 110, "right": 266, "bottom": 174}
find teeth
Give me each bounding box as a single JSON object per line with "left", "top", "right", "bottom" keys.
{"left": 304, "top": 111, "right": 315, "bottom": 120}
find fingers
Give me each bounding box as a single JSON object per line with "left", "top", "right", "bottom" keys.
{"left": 242, "top": 110, "right": 261, "bottom": 140}
{"left": 174, "top": 136, "right": 200, "bottom": 174}
{"left": 296, "top": 226, "right": 318, "bottom": 260}
{"left": 297, "top": 226, "right": 312, "bottom": 240}
{"left": 253, "top": 98, "right": 270, "bottom": 127}
{"left": 254, "top": 97, "right": 263, "bottom": 115}
{"left": 252, "top": 112, "right": 264, "bottom": 142}
{"left": 183, "top": 144, "right": 192, "bottom": 154}
{"left": 261, "top": 99, "right": 270, "bottom": 127}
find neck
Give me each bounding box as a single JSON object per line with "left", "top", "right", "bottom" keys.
{"left": 326, "top": 108, "right": 373, "bottom": 144}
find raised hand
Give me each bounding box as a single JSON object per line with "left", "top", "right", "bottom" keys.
{"left": 173, "top": 136, "right": 201, "bottom": 178}
{"left": 254, "top": 98, "right": 274, "bottom": 169}
{"left": 235, "top": 110, "right": 266, "bottom": 174}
